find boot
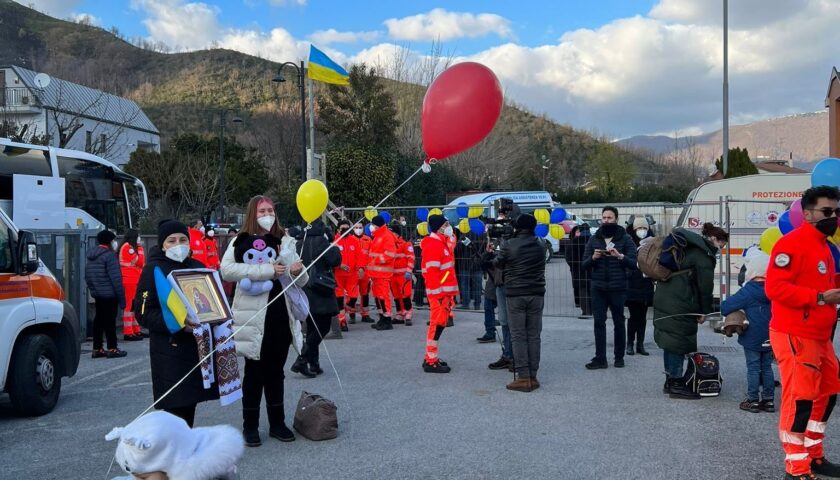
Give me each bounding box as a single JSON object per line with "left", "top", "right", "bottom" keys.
{"left": 626, "top": 341, "right": 635, "bottom": 356}
{"left": 392, "top": 313, "right": 405, "bottom": 325}
{"left": 404, "top": 311, "right": 413, "bottom": 326}
{"left": 373, "top": 316, "right": 394, "bottom": 330}
{"left": 325, "top": 316, "right": 343, "bottom": 339}
{"left": 812, "top": 457, "right": 840, "bottom": 477}
{"left": 422, "top": 360, "right": 451, "bottom": 373}
{"left": 242, "top": 407, "right": 262, "bottom": 447}
{"left": 531, "top": 376, "right": 540, "bottom": 389}
{"left": 636, "top": 343, "right": 650, "bottom": 356}
{"left": 349, "top": 313, "right": 357, "bottom": 324}
{"left": 669, "top": 379, "right": 701, "bottom": 400}
{"left": 488, "top": 356, "right": 513, "bottom": 370}
{"left": 339, "top": 318, "right": 349, "bottom": 332}
{"left": 266, "top": 404, "right": 295, "bottom": 442}
{"left": 663, "top": 376, "right": 676, "bottom": 394}
{"left": 310, "top": 362, "right": 324, "bottom": 375}
{"left": 506, "top": 377, "right": 534, "bottom": 392}
{"left": 290, "top": 355, "right": 316, "bottom": 378}
{"left": 446, "top": 317, "right": 454, "bottom": 327}
{"left": 361, "top": 314, "right": 374, "bottom": 323}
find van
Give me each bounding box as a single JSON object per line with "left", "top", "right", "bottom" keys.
{"left": 0, "top": 207, "right": 80, "bottom": 416}
{"left": 446, "top": 191, "right": 560, "bottom": 262}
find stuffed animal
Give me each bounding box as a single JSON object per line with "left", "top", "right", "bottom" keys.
{"left": 233, "top": 234, "right": 281, "bottom": 296}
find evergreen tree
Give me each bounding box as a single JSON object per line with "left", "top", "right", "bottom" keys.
{"left": 715, "top": 147, "right": 758, "bottom": 178}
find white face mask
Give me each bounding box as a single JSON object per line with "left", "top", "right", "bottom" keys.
{"left": 400, "top": 221, "right": 407, "bottom": 226}
{"left": 354, "top": 227, "right": 363, "bottom": 236}
{"left": 257, "top": 215, "right": 275, "bottom": 231}
{"left": 207, "top": 230, "right": 215, "bottom": 237}
{"left": 199, "top": 226, "right": 205, "bottom": 233}
{"left": 369, "top": 225, "right": 378, "bottom": 233}
{"left": 165, "top": 244, "right": 190, "bottom": 263}
{"left": 111, "top": 240, "right": 118, "bottom": 251}
{"left": 443, "top": 226, "right": 454, "bottom": 237}
{"left": 636, "top": 228, "right": 648, "bottom": 239}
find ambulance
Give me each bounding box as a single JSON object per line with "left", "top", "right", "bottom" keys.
{"left": 0, "top": 207, "right": 79, "bottom": 416}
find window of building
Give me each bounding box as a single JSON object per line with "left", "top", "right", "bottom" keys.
{"left": 85, "top": 131, "right": 92, "bottom": 153}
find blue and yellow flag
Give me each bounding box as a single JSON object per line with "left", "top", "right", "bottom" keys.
{"left": 308, "top": 45, "right": 349, "bottom": 86}
{"left": 154, "top": 267, "right": 188, "bottom": 334}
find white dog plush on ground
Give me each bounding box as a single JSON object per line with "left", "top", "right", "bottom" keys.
{"left": 106, "top": 411, "right": 244, "bottom": 480}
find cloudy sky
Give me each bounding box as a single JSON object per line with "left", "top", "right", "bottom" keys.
{"left": 19, "top": 0, "right": 840, "bottom": 138}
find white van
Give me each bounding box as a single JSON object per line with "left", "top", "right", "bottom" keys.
{"left": 446, "top": 191, "right": 560, "bottom": 262}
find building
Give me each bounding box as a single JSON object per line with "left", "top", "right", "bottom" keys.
{"left": 704, "top": 159, "right": 806, "bottom": 182}
{"left": 827, "top": 66, "right": 840, "bottom": 157}
{"left": 0, "top": 65, "right": 159, "bottom": 166}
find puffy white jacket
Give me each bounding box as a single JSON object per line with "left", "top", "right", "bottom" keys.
{"left": 221, "top": 235, "right": 308, "bottom": 360}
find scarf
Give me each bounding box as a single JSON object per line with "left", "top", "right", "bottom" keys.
{"left": 193, "top": 320, "right": 242, "bottom": 406}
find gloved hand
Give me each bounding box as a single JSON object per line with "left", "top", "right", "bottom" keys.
{"left": 404, "top": 271, "right": 412, "bottom": 280}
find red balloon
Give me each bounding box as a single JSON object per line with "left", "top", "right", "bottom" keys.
{"left": 421, "top": 62, "right": 503, "bottom": 162}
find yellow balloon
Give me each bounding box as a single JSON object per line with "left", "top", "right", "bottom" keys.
{"left": 759, "top": 227, "right": 783, "bottom": 254}
{"left": 534, "top": 208, "right": 550, "bottom": 224}
{"left": 831, "top": 229, "right": 840, "bottom": 246}
{"left": 364, "top": 206, "right": 378, "bottom": 221}
{"left": 458, "top": 218, "right": 470, "bottom": 233}
{"left": 429, "top": 208, "right": 443, "bottom": 216}
{"left": 468, "top": 205, "right": 484, "bottom": 219}
{"left": 416, "top": 222, "right": 429, "bottom": 236}
{"left": 296, "top": 179, "right": 329, "bottom": 224}
{"left": 549, "top": 224, "right": 565, "bottom": 240}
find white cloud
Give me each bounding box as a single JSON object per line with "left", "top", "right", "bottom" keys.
{"left": 268, "top": 0, "right": 307, "bottom": 6}
{"left": 132, "top": 0, "right": 221, "bottom": 50}
{"left": 308, "top": 29, "right": 381, "bottom": 45}
{"left": 384, "top": 8, "right": 513, "bottom": 42}
{"left": 219, "top": 27, "right": 309, "bottom": 62}
{"left": 70, "top": 13, "right": 101, "bottom": 26}
{"left": 15, "top": 0, "right": 84, "bottom": 17}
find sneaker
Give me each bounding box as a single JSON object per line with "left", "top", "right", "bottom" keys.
{"left": 423, "top": 360, "right": 451, "bottom": 373}
{"left": 585, "top": 359, "right": 608, "bottom": 370}
{"left": 740, "top": 399, "right": 761, "bottom": 413}
{"left": 506, "top": 378, "right": 533, "bottom": 392}
{"left": 361, "top": 315, "right": 374, "bottom": 323}
{"left": 290, "top": 358, "right": 316, "bottom": 378}
{"left": 105, "top": 348, "right": 127, "bottom": 358}
{"left": 760, "top": 399, "right": 776, "bottom": 413}
{"left": 488, "top": 356, "right": 513, "bottom": 370}
{"left": 614, "top": 358, "right": 625, "bottom": 368}
{"left": 477, "top": 334, "right": 496, "bottom": 343}
{"left": 91, "top": 348, "right": 107, "bottom": 359}
{"left": 812, "top": 457, "right": 840, "bottom": 477}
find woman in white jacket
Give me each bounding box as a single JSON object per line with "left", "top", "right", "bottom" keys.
{"left": 220, "top": 195, "right": 307, "bottom": 448}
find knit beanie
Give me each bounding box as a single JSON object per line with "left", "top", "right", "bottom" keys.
{"left": 428, "top": 214, "right": 446, "bottom": 233}
{"left": 745, "top": 251, "right": 770, "bottom": 282}
{"left": 515, "top": 214, "right": 537, "bottom": 231}
{"left": 633, "top": 216, "right": 650, "bottom": 230}
{"left": 157, "top": 219, "right": 189, "bottom": 248}
{"left": 371, "top": 215, "right": 386, "bottom": 227}
{"left": 97, "top": 229, "right": 116, "bottom": 245}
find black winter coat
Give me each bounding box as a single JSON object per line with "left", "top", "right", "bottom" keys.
{"left": 625, "top": 231, "right": 655, "bottom": 304}
{"left": 581, "top": 225, "right": 637, "bottom": 291}
{"left": 296, "top": 221, "right": 342, "bottom": 316}
{"left": 484, "top": 230, "right": 546, "bottom": 297}
{"left": 454, "top": 231, "right": 484, "bottom": 274}
{"left": 85, "top": 245, "right": 125, "bottom": 304}
{"left": 565, "top": 227, "right": 592, "bottom": 282}
{"left": 133, "top": 247, "right": 218, "bottom": 409}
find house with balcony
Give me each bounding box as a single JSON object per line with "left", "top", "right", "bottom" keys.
{"left": 0, "top": 65, "right": 159, "bottom": 166}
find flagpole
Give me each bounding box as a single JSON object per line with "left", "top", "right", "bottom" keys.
{"left": 308, "top": 76, "right": 316, "bottom": 179}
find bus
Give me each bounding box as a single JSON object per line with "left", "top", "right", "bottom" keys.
{"left": 0, "top": 138, "right": 148, "bottom": 232}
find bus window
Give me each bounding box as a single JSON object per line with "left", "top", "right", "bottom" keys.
{"left": 57, "top": 156, "right": 131, "bottom": 231}
{"left": 0, "top": 147, "right": 51, "bottom": 200}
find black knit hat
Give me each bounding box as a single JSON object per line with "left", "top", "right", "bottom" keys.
{"left": 515, "top": 214, "right": 537, "bottom": 231}
{"left": 371, "top": 215, "right": 385, "bottom": 227}
{"left": 338, "top": 218, "right": 352, "bottom": 228}
{"left": 428, "top": 214, "right": 447, "bottom": 233}
{"left": 97, "top": 229, "right": 116, "bottom": 245}
{"left": 157, "top": 219, "right": 189, "bottom": 248}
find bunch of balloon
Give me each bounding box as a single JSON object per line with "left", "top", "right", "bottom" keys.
{"left": 468, "top": 219, "right": 486, "bottom": 235}
{"left": 468, "top": 205, "right": 484, "bottom": 218}
{"left": 364, "top": 206, "right": 378, "bottom": 221}
{"left": 759, "top": 227, "right": 783, "bottom": 254}
{"left": 457, "top": 218, "right": 471, "bottom": 233}
{"left": 811, "top": 157, "right": 840, "bottom": 188}
{"left": 537, "top": 207, "right": 568, "bottom": 240}
{"left": 417, "top": 208, "right": 429, "bottom": 222}
{"left": 416, "top": 222, "right": 429, "bottom": 237}
{"left": 429, "top": 208, "right": 443, "bottom": 217}
{"left": 297, "top": 179, "right": 329, "bottom": 224}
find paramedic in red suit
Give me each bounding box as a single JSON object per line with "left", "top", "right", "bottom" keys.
{"left": 766, "top": 186, "right": 840, "bottom": 480}
{"left": 204, "top": 229, "right": 220, "bottom": 270}
{"left": 390, "top": 223, "right": 415, "bottom": 326}
{"left": 421, "top": 215, "right": 459, "bottom": 373}
{"left": 353, "top": 224, "right": 373, "bottom": 323}
{"left": 334, "top": 219, "right": 362, "bottom": 331}
{"left": 188, "top": 226, "right": 208, "bottom": 266}
{"left": 368, "top": 215, "right": 398, "bottom": 331}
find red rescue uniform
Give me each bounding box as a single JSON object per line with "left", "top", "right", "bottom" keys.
{"left": 119, "top": 242, "right": 145, "bottom": 336}
{"left": 391, "top": 237, "right": 415, "bottom": 321}
{"left": 421, "top": 232, "right": 459, "bottom": 364}
{"left": 335, "top": 232, "right": 362, "bottom": 323}
{"left": 204, "top": 236, "right": 220, "bottom": 270}
{"left": 766, "top": 220, "right": 840, "bottom": 476}
{"left": 356, "top": 233, "right": 372, "bottom": 317}
{"left": 189, "top": 228, "right": 208, "bottom": 266}
{"left": 368, "top": 226, "right": 398, "bottom": 318}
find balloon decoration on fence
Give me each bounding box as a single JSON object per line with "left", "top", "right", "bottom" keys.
{"left": 778, "top": 211, "right": 794, "bottom": 235}
{"left": 416, "top": 222, "right": 429, "bottom": 236}
{"left": 456, "top": 202, "right": 469, "bottom": 218}
{"left": 458, "top": 218, "right": 471, "bottom": 233}
{"left": 364, "top": 206, "right": 378, "bottom": 221}
{"left": 531, "top": 207, "right": 567, "bottom": 239}
{"left": 535, "top": 224, "right": 549, "bottom": 238}
{"left": 381, "top": 211, "right": 392, "bottom": 224}
{"left": 429, "top": 208, "right": 443, "bottom": 216}
{"left": 534, "top": 208, "right": 550, "bottom": 225}
{"left": 550, "top": 224, "right": 565, "bottom": 240}
{"left": 296, "top": 179, "right": 329, "bottom": 223}
{"left": 468, "top": 205, "right": 484, "bottom": 218}
{"left": 417, "top": 207, "right": 429, "bottom": 222}
{"left": 811, "top": 157, "right": 840, "bottom": 188}
{"left": 469, "top": 218, "right": 486, "bottom": 235}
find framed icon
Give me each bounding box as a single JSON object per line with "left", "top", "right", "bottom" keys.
{"left": 168, "top": 269, "right": 233, "bottom": 324}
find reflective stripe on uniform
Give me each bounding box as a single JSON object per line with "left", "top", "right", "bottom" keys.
{"left": 383, "top": 251, "right": 397, "bottom": 258}
{"left": 805, "top": 438, "right": 823, "bottom": 447}
{"left": 780, "top": 432, "right": 805, "bottom": 445}
{"left": 785, "top": 453, "right": 810, "bottom": 461}
{"left": 424, "top": 261, "right": 441, "bottom": 268}
{"left": 439, "top": 261, "right": 454, "bottom": 270}
{"left": 807, "top": 420, "right": 828, "bottom": 433}
{"left": 368, "top": 266, "right": 395, "bottom": 273}
{"left": 426, "top": 285, "right": 458, "bottom": 295}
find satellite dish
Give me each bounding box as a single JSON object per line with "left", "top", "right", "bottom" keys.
{"left": 33, "top": 73, "right": 51, "bottom": 89}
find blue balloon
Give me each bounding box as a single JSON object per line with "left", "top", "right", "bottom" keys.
{"left": 812, "top": 157, "right": 840, "bottom": 188}
{"left": 456, "top": 202, "right": 469, "bottom": 218}
{"left": 469, "top": 219, "right": 485, "bottom": 236}
{"left": 535, "top": 224, "right": 549, "bottom": 238}
{"left": 364, "top": 224, "right": 372, "bottom": 236}
{"left": 778, "top": 211, "right": 793, "bottom": 235}
{"left": 550, "top": 208, "right": 567, "bottom": 224}
{"left": 381, "top": 211, "right": 392, "bottom": 224}
{"left": 830, "top": 243, "right": 840, "bottom": 273}
{"left": 417, "top": 208, "right": 429, "bottom": 222}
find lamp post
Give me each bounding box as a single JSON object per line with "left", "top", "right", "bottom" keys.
{"left": 218, "top": 110, "right": 242, "bottom": 223}
{"left": 541, "top": 154, "right": 551, "bottom": 191}
{"left": 272, "top": 61, "right": 307, "bottom": 182}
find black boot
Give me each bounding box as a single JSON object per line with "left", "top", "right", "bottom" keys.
{"left": 627, "top": 341, "right": 635, "bottom": 356}
{"left": 266, "top": 404, "right": 295, "bottom": 442}
{"left": 669, "top": 379, "right": 700, "bottom": 400}
{"left": 310, "top": 362, "right": 324, "bottom": 375}
{"left": 361, "top": 314, "right": 374, "bottom": 323}
{"left": 291, "top": 355, "right": 316, "bottom": 378}
{"left": 812, "top": 457, "right": 840, "bottom": 477}
{"left": 242, "top": 407, "right": 262, "bottom": 447}
{"left": 636, "top": 343, "right": 650, "bottom": 356}
{"left": 373, "top": 316, "right": 393, "bottom": 330}
{"left": 349, "top": 313, "right": 357, "bottom": 324}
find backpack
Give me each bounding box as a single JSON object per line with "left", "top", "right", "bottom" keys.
{"left": 682, "top": 352, "right": 722, "bottom": 397}
{"left": 637, "top": 233, "right": 688, "bottom": 281}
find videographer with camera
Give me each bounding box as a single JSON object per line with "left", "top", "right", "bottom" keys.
{"left": 483, "top": 201, "right": 516, "bottom": 370}
{"left": 484, "top": 213, "right": 547, "bottom": 392}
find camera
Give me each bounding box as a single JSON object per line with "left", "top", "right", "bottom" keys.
{"left": 487, "top": 198, "right": 521, "bottom": 240}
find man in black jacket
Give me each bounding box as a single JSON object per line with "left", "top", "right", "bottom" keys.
{"left": 485, "top": 214, "right": 546, "bottom": 392}
{"left": 581, "top": 206, "right": 637, "bottom": 370}
{"left": 85, "top": 229, "right": 127, "bottom": 358}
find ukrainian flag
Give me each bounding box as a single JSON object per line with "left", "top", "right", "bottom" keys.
{"left": 154, "top": 267, "right": 188, "bottom": 333}
{"left": 308, "top": 45, "right": 349, "bottom": 86}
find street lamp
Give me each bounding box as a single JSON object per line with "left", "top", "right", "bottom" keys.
{"left": 541, "top": 154, "right": 551, "bottom": 191}
{"left": 272, "top": 61, "right": 307, "bottom": 182}
{"left": 218, "top": 110, "right": 242, "bottom": 223}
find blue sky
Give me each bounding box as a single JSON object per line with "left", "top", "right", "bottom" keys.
{"left": 21, "top": 0, "right": 840, "bottom": 141}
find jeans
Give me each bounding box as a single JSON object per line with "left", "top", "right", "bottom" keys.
{"left": 483, "top": 297, "right": 497, "bottom": 337}
{"left": 745, "top": 348, "right": 775, "bottom": 401}
{"left": 496, "top": 286, "right": 511, "bottom": 358}
{"left": 591, "top": 287, "right": 626, "bottom": 362}
{"left": 459, "top": 269, "right": 482, "bottom": 308}
{"left": 507, "top": 295, "right": 545, "bottom": 378}
{"left": 663, "top": 350, "right": 685, "bottom": 379}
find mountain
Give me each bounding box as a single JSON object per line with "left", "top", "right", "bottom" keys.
{"left": 618, "top": 111, "right": 829, "bottom": 166}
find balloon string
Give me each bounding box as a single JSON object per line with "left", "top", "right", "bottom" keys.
{"left": 105, "top": 164, "right": 426, "bottom": 478}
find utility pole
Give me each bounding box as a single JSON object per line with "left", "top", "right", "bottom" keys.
{"left": 722, "top": 0, "right": 729, "bottom": 176}
{"left": 218, "top": 111, "right": 226, "bottom": 223}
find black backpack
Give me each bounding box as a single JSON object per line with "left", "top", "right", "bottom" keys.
{"left": 682, "top": 352, "right": 722, "bottom": 397}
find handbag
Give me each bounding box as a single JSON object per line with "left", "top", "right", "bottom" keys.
{"left": 306, "top": 267, "right": 336, "bottom": 295}
{"left": 293, "top": 391, "right": 338, "bottom": 441}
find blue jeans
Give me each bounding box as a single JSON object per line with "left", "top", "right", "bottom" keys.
{"left": 496, "top": 286, "right": 512, "bottom": 358}
{"left": 663, "top": 350, "right": 684, "bottom": 379}
{"left": 483, "top": 297, "right": 497, "bottom": 337}
{"left": 744, "top": 348, "right": 775, "bottom": 401}
{"left": 459, "top": 270, "right": 482, "bottom": 308}
{"left": 591, "top": 287, "right": 626, "bottom": 362}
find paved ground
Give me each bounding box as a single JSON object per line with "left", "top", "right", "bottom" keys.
{"left": 0, "top": 308, "right": 830, "bottom": 479}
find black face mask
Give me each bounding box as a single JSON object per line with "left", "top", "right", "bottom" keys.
{"left": 600, "top": 223, "right": 618, "bottom": 237}
{"left": 815, "top": 217, "right": 838, "bottom": 236}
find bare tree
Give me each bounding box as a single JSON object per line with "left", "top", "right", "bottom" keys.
{"left": 176, "top": 148, "right": 220, "bottom": 220}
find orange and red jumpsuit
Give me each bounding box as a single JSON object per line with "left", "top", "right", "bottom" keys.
{"left": 119, "top": 242, "right": 145, "bottom": 336}
{"left": 766, "top": 221, "right": 840, "bottom": 477}
{"left": 368, "top": 226, "right": 398, "bottom": 319}
{"left": 355, "top": 233, "right": 372, "bottom": 318}
{"left": 188, "top": 228, "right": 208, "bottom": 267}
{"left": 204, "top": 236, "right": 220, "bottom": 270}
{"left": 335, "top": 232, "right": 362, "bottom": 326}
{"left": 421, "top": 233, "right": 459, "bottom": 364}
{"left": 391, "top": 236, "right": 415, "bottom": 322}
